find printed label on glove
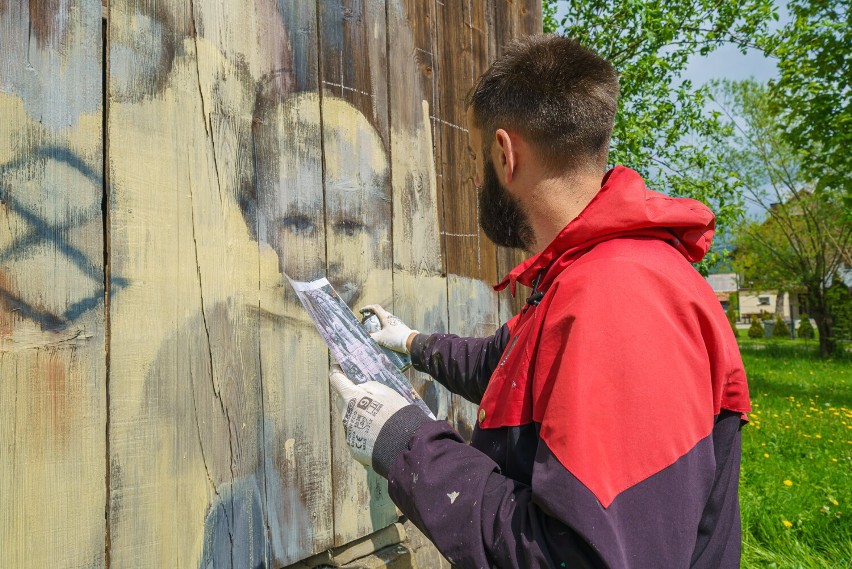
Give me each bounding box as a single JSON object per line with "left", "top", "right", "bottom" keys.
{"left": 343, "top": 397, "right": 383, "bottom": 454}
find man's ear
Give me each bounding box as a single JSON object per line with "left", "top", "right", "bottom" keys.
{"left": 494, "top": 128, "right": 516, "bottom": 183}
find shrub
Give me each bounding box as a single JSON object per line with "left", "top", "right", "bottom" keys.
{"left": 748, "top": 315, "right": 765, "bottom": 339}
{"left": 826, "top": 277, "right": 852, "bottom": 341}
{"left": 797, "top": 313, "right": 814, "bottom": 339}
{"left": 726, "top": 304, "right": 739, "bottom": 338}
{"left": 773, "top": 315, "right": 790, "bottom": 339}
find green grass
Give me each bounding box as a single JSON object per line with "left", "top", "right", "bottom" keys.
{"left": 738, "top": 339, "right": 852, "bottom": 568}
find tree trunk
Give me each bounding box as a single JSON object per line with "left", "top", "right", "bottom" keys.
{"left": 775, "top": 289, "right": 785, "bottom": 318}
{"left": 808, "top": 286, "right": 835, "bottom": 358}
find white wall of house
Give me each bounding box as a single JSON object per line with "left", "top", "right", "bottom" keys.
{"left": 739, "top": 290, "right": 801, "bottom": 322}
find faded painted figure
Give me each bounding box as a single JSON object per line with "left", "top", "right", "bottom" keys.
{"left": 191, "top": 94, "right": 398, "bottom": 568}
{"left": 104, "top": 0, "right": 447, "bottom": 567}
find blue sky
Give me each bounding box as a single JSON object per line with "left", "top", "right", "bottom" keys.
{"left": 683, "top": 44, "right": 778, "bottom": 86}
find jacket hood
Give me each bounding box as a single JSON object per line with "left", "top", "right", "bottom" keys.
{"left": 496, "top": 166, "right": 715, "bottom": 294}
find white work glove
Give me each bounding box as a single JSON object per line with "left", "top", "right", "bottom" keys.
{"left": 329, "top": 365, "right": 431, "bottom": 476}
{"left": 360, "top": 304, "right": 419, "bottom": 354}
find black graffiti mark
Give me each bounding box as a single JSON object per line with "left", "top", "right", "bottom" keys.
{"left": 0, "top": 288, "right": 66, "bottom": 330}
{"left": 0, "top": 145, "right": 127, "bottom": 329}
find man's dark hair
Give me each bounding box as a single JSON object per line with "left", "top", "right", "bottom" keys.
{"left": 468, "top": 34, "right": 619, "bottom": 172}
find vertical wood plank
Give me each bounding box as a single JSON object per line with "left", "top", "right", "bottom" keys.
{"left": 317, "top": 0, "right": 399, "bottom": 546}
{"left": 254, "top": 3, "right": 337, "bottom": 563}
{"left": 446, "top": 275, "right": 501, "bottom": 439}
{"left": 254, "top": 90, "right": 336, "bottom": 565}
{"left": 0, "top": 1, "right": 106, "bottom": 567}
{"left": 432, "top": 0, "right": 501, "bottom": 438}
{"left": 387, "top": 0, "right": 450, "bottom": 421}
{"left": 432, "top": 0, "right": 497, "bottom": 284}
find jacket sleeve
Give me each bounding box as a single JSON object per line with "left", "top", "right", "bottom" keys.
{"left": 408, "top": 323, "right": 511, "bottom": 404}
{"left": 384, "top": 419, "right": 606, "bottom": 569}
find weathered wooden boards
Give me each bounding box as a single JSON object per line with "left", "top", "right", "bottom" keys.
{"left": 0, "top": 1, "right": 107, "bottom": 567}
{"left": 1, "top": 0, "right": 540, "bottom": 567}
{"left": 316, "top": 0, "right": 399, "bottom": 547}
{"left": 389, "top": 0, "right": 451, "bottom": 426}
{"left": 107, "top": 1, "right": 337, "bottom": 566}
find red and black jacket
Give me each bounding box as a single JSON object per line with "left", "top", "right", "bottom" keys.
{"left": 385, "top": 166, "right": 751, "bottom": 568}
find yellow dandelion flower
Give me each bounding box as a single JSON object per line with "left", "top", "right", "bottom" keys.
{"left": 784, "top": 480, "right": 794, "bottom": 486}
{"left": 782, "top": 520, "right": 793, "bottom": 528}
{"left": 832, "top": 458, "right": 838, "bottom": 462}
{"left": 815, "top": 434, "right": 822, "bottom": 439}
{"left": 764, "top": 453, "right": 770, "bottom": 458}
{"left": 833, "top": 499, "right": 839, "bottom": 506}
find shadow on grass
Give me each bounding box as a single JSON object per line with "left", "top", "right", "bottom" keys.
{"left": 740, "top": 342, "right": 852, "bottom": 408}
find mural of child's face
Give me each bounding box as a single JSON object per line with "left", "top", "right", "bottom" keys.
{"left": 253, "top": 94, "right": 391, "bottom": 306}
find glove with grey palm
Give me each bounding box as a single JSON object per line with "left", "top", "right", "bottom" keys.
{"left": 329, "top": 365, "right": 432, "bottom": 477}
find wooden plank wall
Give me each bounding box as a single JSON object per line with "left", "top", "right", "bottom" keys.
{"left": 0, "top": 0, "right": 540, "bottom": 566}
{"left": 0, "top": 1, "right": 107, "bottom": 567}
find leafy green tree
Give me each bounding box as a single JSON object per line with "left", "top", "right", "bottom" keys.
{"left": 713, "top": 80, "right": 851, "bottom": 357}
{"left": 542, "top": 0, "right": 776, "bottom": 257}
{"left": 760, "top": 0, "right": 852, "bottom": 207}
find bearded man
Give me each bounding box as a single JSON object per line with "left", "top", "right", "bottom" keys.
{"left": 330, "top": 34, "right": 750, "bottom": 569}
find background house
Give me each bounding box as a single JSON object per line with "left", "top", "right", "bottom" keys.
{"left": 705, "top": 272, "right": 806, "bottom": 325}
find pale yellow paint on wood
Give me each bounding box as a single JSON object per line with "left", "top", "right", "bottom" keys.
{"left": 393, "top": 273, "right": 450, "bottom": 420}
{"left": 106, "top": 22, "right": 290, "bottom": 566}
{"left": 386, "top": 0, "right": 451, "bottom": 423}
{"left": 318, "top": 94, "right": 399, "bottom": 545}
{"left": 254, "top": 90, "right": 336, "bottom": 564}
{"left": 0, "top": 1, "right": 106, "bottom": 566}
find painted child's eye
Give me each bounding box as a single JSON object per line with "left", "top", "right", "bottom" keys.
{"left": 280, "top": 214, "right": 316, "bottom": 235}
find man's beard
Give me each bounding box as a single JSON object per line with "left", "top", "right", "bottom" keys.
{"left": 477, "top": 157, "right": 533, "bottom": 250}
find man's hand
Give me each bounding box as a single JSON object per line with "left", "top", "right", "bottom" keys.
{"left": 329, "top": 365, "right": 411, "bottom": 467}
{"left": 360, "top": 304, "right": 419, "bottom": 354}
{"left": 329, "top": 365, "right": 432, "bottom": 476}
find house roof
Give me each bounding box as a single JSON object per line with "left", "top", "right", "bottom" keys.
{"left": 705, "top": 273, "right": 738, "bottom": 293}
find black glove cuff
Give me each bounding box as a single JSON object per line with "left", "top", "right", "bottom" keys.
{"left": 372, "top": 405, "right": 432, "bottom": 478}
{"left": 409, "top": 333, "right": 431, "bottom": 371}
